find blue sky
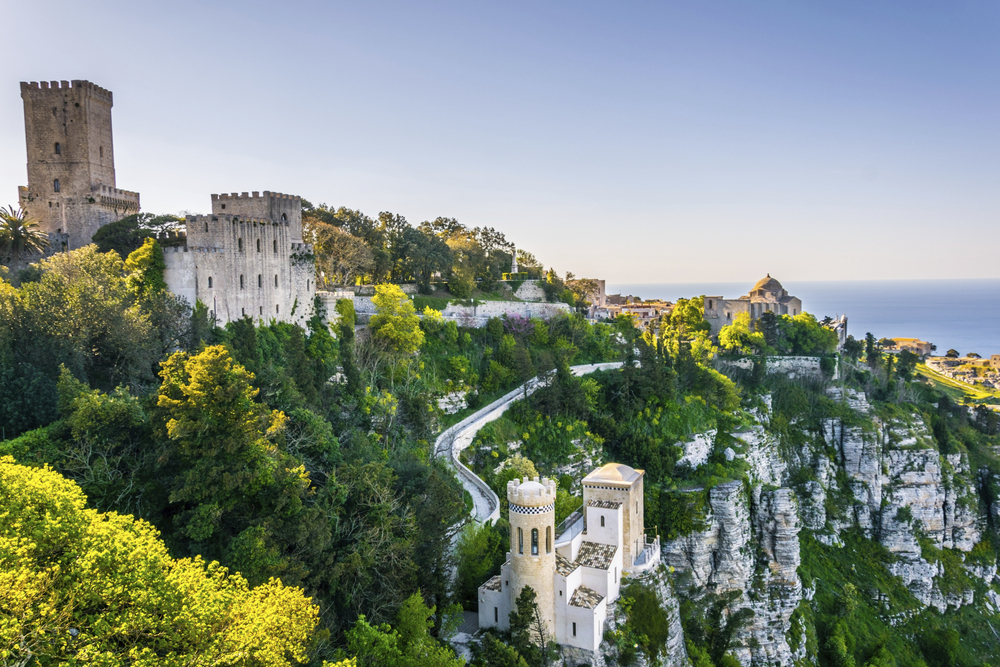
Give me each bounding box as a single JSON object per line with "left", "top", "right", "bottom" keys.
{"left": 2, "top": 1, "right": 997, "bottom": 283}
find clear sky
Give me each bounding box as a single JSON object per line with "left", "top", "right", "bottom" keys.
{"left": 2, "top": 1, "right": 997, "bottom": 284}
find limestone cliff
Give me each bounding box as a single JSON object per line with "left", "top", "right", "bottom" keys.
{"left": 657, "top": 386, "right": 996, "bottom": 666}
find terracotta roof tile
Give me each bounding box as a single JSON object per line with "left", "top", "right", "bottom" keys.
{"left": 556, "top": 553, "right": 579, "bottom": 577}
{"left": 569, "top": 585, "right": 604, "bottom": 609}
{"left": 482, "top": 575, "right": 501, "bottom": 592}
{"left": 587, "top": 499, "right": 622, "bottom": 510}
{"left": 576, "top": 541, "right": 617, "bottom": 570}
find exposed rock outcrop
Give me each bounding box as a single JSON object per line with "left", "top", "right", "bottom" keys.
{"left": 662, "top": 482, "right": 804, "bottom": 666}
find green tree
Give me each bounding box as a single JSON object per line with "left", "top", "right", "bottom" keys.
{"left": 0, "top": 205, "right": 50, "bottom": 270}
{"left": 370, "top": 284, "right": 424, "bottom": 354}
{"left": 718, "top": 312, "right": 766, "bottom": 354}
{"left": 472, "top": 633, "right": 529, "bottom": 667}
{"left": 455, "top": 521, "right": 505, "bottom": 608}
{"left": 0, "top": 455, "right": 318, "bottom": 666}
{"left": 508, "top": 585, "right": 548, "bottom": 667}
{"left": 125, "top": 237, "right": 167, "bottom": 298}
{"left": 91, "top": 212, "right": 181, "bottom": 257}
{"left": 336, "top": 298, "right": 362, "bottom": 394}
{"left": 344, "top": 592, "right": 464, "bottom": 667}
{"left": 155, "top": 345, "right": 310, "bottom": 553}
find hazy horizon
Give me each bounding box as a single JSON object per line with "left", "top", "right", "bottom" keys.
{"left": 2, "top": 1, "right": 997, "bottom": 284}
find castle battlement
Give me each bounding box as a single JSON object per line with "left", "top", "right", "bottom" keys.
{"left": 186, "top": 214, "right": 285, "bottom": 226}
{"left": 212, "top": 191, "right": 299, "bottom": 202}
{"left": 21, "top": 80, "right": 113, "bottom": 104}
{"left": 507, "top": 477, "right": 557, "bottom": 507}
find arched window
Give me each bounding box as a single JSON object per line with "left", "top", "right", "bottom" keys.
{"left": 205, "top": 222, "right": 209, "bottom": 233}
{"left": 531, "top": 528, "right": 538, "bottom": 555}
{"left": 53, "top": 179, "right": 60, "bottom": 193}
{"left": 258, "top": 274, "right": 262, "bottom": 288}
{"left": 273, "top": 239, "right": 278, "bottom": 252}
{"left": 600, "top": 515, "right": 605, "bottom": 527}
{"left": 54, "top": 142, "right": 60, "bottom": 155}
{"left": 281, "top": 212, "right": 287, "bottom": 221}
{"left": 274, "top": 274, "right": 278, "bottom": 287}
{"left": 546, "top": 526, "right": 552, "bottom": 553}
{"left": 518, "top": 528, "right": 523, "bottom": 554}
{"left": 207, "top": 276, "right": 213, "bottom": 288}
{"left": 238, "top": 238, "right": 243, "bottom": 251}
{"left": 256, "top": 238, "right": 261, "bottom": 252}
{"left": 276, "top": 304, "right": 280, "bottom": 314}
{"left": 240, "top": 275, "right": 244, "bottom": 289}
{"left": 259, "top": 306, "right": 263, "bottom": 316}
{"left": 99, "top": 146, "right": 103, "bottom": 158}
{"left": 307, "top": 280, "right": 310, "bottom": 291}
{"left": 708, "top": 299, "right": 713, "bottom": 309}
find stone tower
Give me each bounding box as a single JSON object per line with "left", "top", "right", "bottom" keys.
{"left": 18, "top": 80, "right": 139, "bottom": 250}
{"left": 507, "top": 477, "right": 557, "bottom": 634}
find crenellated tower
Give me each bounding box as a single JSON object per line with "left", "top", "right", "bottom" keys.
{"left": 507, "top": 477, "right": 557, "bottom": 634}
{"left": 18, "top": 80, "right": 139, "bottom": 250}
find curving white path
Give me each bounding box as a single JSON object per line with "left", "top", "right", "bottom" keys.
{"left": 435, "top": 362, "right": 624, "bottom": 525}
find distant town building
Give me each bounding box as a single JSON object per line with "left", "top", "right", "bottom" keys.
{"left": 478, "top": 463, "right": 659, "bottom": 654}
{"left": 17, "top": 80, "right": 140, "bottom": 251}
{"left": 891, "top": 338, "right": 933, "bottom": 357}
{"left": 703, "top": 274, "right": 803, "bottom": 337}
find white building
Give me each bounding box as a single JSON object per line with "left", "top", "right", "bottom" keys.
{"left": 478, "top": 463, "right": 660, "bottom": 654}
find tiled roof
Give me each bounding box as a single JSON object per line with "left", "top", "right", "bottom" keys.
{"left": 576, "top": 541, "right": 617, "bottom": 570}
{"left": 556, "top": 553, "right": 579, "bottom": 576}
{"left": 569, "top": 585, "right": 604, "bottom": 609}
{"left": 482, "top": 575, "right": 501, "bottom": 592}
{"left": 587, "top": 499, "right": 622, "bottom": 510}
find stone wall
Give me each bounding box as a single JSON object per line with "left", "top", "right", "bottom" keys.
{"left": 717, "top": 355, "right": 827, "bottom": 380}
{"left": 163, "top": 205, "right": 315, "bottom": 327}
{"left": 513, "top": 281, "right": 546, "bottom": 302}
{"left": 352, "top": 295, "right": 571, "bottom": 327}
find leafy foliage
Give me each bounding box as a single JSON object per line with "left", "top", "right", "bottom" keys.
{"left": 0, "top": 455, "right": 318, "bottom": 666}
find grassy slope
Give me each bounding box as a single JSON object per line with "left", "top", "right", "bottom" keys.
{"left": 915, "top": 363, "right": 1000, "bottom": 402}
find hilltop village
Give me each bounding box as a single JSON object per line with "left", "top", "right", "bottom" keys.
{"left": 4, "top": 80, "right": 1000, "bottom": 667}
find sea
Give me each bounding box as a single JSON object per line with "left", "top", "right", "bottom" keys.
{"left": 606, "top": 280, "right": 1000, "bottom": 358}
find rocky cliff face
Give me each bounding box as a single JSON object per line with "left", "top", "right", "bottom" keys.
{"left": 662, "top": 480, "right": 805, "bottom": 666}
{"left": 656, "top": 387, "right": 995, "bottom": 665}
{"left": 593, "top": 565, "right": 690, "bottom": 667}
{"left": 817, "top": 396, "right": 989, "bottom": 611}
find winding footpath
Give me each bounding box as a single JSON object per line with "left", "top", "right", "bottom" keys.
{"left": 434, "top": 362, "right": 624, "bottom": 524}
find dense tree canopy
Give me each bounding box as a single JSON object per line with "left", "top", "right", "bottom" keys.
{"left": 0, "top": 455, "right": 318, "bottom": 666}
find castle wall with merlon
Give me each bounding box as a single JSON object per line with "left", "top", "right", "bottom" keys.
{"left": 163, "top": 201, "right": 315, "bottom": 326}
{"left": 18, "top": 80, "right": 139, "bottom": 249}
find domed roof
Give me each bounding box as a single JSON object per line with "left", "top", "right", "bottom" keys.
{"left": 752, "top": 274, "right": 783, "bottom": 292}
{"left": 517, "top": 480, "right": 545, "bottom": 494}
{"left": 584, "top": 462, "right": 642, "bottom": 486}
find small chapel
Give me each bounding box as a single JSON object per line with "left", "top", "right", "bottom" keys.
{"left": 478, "top": 463, "right": 660, "bottom": 653}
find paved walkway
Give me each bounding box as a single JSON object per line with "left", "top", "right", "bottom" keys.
{"left": 434, "top": 362, "right": 624, "bottom": 525}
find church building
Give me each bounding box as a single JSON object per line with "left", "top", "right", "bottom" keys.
{"left": 703, "top": 274, "right": 803, "bottom": 336}
{"left": 478, "top": 463, "right": 660, "bottom": 654}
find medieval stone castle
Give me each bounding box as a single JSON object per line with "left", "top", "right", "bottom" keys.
{"left": 15, "top": 79, "right": 314, "bottom": 325}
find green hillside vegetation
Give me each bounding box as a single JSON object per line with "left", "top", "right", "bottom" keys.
{"left": 0, "top": 231, "right": 624, "bottom": 664}
{"left": 4, "top": 207, "right": 1000, "bottom": 665}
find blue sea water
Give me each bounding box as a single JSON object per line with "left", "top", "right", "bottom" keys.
{"left": 607, "top": 280, "right": 1000, "bottom": 358}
